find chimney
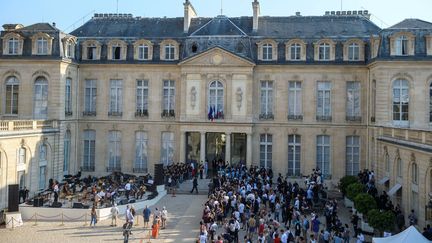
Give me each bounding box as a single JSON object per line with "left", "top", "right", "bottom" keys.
{"left": 184, "top": 0, "right": 197, "bottom": 33}
{"left": 252, "top": 0, "right": 260, "bottom": 32}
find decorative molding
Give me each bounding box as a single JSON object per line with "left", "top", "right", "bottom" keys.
{"left": 112, "top": 124, "right": 118, "bottom": 130}
{"left": 86, "top": 123, "right": 91, "bottom": 129}
{"left": 190, "top": 86, "right": 197, "bottom": 109}
{"left": 32, "top": 70, "right": 50, "bottom": 79}
{"left": 291, "top": 128, "right": 298, "bottom": 134}
{"left": 321, "top": 128, "right": 327, "bottom": 134}
{"left": 353, "top": 129, "right": 357, "bottom": 135}
{"left": 235, "top": 87, "right": 243, "bottom": 111}
{"left": 429, "top": 157, "right": 432, "bottom": 167}
{"left": 263, "top": 127, "right": 270, "bottom": 133}
{"left": 396, "top": 148, "right": 400, "bottom": 158}
{"left": 410, "top": 152, "right": 416, "bottom": 162}
{"left": 166, "top": 124, "right": 172, "bottom": 131}
{"left": 20, "top": 139, "right": 25, "bottom": 147}
{"left": 66, "top": 124, "right": 71, "bottom": 130}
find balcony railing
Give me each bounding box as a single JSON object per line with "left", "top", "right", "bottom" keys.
{"left": 346, "top": 116, "right": 362, "bottom": 122}
{"left": 106, "top": 166, "right": 121, "bottom": 172}
{"left": 135, "top": 110, "right": 149, "bottom": 118}
{"left": 316, "top": 115, "right": 332, "bottom": 122}
{"left": 133, "top": 167, "right": 148, "bottom": 173}
{"left": 82, "top": 111, "right": 96, "bottom": 116}
{"left": 0, "top": 120, "right": 58, "bottom": 132}
{"left": 65, "top": 111, "right": 73, "bottom": 116}
{"left": 108, "top": 111, "right": 123, "bottom": 117}
{"left": 161, "top": 110, "right": 175, "bottom": 118}
{"left": 259, "top": 113, "right": 274, "bottom": 120}
{"left": 81, "top": 165, "right": 95, "bottom": 172}
{"left": 287, "top": 114, "right": 303, "bottom": 121}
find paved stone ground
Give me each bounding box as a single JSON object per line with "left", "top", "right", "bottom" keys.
{"left": 0, "top": 178, "right": 373, "bottom": 243}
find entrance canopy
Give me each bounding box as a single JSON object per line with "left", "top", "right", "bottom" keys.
{"left": 387, "top": 183, "right": 402, "bottom": 196}
{"left": 372, "top": 226, "right": 429, "bottom": 243}
{"left": 378, "top": 176, "right": 390, "bottom": 185}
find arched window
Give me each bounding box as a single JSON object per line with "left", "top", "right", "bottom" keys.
{"left": 397, "top": 157, "right": 402, "bottom": 178}
{"left": 39, "top": 143, "right": 47, "bottom": 162}
{"left": 348, "top": 43, "right": 360, "bottom": 61}
{"left": 5, "top": 76, "right": 19, "bottom": 115}
{"left": 288, "top": 135, "right": 301, "bottom": 176}
{"left": 63, "top": 130, "right": 71, "bottom": 173}
{"left": 262, "top": 43, "right": 273, "bottom": 60}
{"left": 392, "top": 79, "right": 409, "bottom": 125}
{"left": 319, "top": 43, "right": 330, "bottom": 60}
{"left": 33, "top": 77, "right": 48, "bottom": 119}
{"left": 37, "top": 37, "right": 48, "bottom": 54}
{"left": 208, "top": 81, "right": 224, "bottom": 120}
{"left": 411, "top": 162, "right": 418, "bottom": 184}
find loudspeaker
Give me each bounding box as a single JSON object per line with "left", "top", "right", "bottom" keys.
{"left": 8, "top": 184, "right": 19, "bottom": 212}
{"left": 51, "top": 202, "right": 62, "bottom": 208}
{"left": 33, "top": 197, "right": 44, "bottom": 207}
{"left": 73, "top": 202, "right": 84, "bottom": 208}
{"left": 154, "top": 163, "right": 164, "bottom": 186}
{"left": 119, "top": 199, "right": 129, "bottom": 205}
{"left": 128, "top": 199, "right": 136, "bottom": 203}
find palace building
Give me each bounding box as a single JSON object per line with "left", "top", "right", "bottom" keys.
{"left": 0, "top": 0, "right": 432, "bottom": 227}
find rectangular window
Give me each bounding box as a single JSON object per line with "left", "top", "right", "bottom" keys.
{"left": 39, "top": 166, "right": 46, "bottom": 190}
{"left": 84, "top": 80, "right": 97, "bottom": 115}
{"left": 260, "top": 81, "right": 274, "bottom": 119}
{"left": 346, "top": 136, "right": 360, "bottom": 176}
{"left": 18, "top": 147, "right": 26, "bottom": 164}
{"left": 83, "top": 130, "right": 96, "bottom": 171}
{"left": 63, "top": 131, "right": 71, "bottom": 173}
{"left": 348, "top": 43, "right": 360, "bottom": 61}
{"left": 288, "top": 81, "right": 302, "bottom": 120}
{"left": 34, "top": 79, "right": 48, "bottom": 119}
{"left": 290, "top": 44, "right": 301, "bottom": 60}
{"left": 87, "top": 46, "right": 96, "bottom": 60}
{"left": 165, "top": 45, "right": 175, "bottom": 60}
{"left": 317, "top": 135, "right": 331, "bottom": 178}
{"left": 136, "top": 80, "right": 149, "bottom": 117}
{"left": 139, "top": 45, "right": 149, "bottom": 60}
{"left": 395, "top": 36, "right": 408, "bottom": 55}
{"left": 262, "top": 44, "right": 273, "bottom": 60}
{"left": 17, "top": 170, "right": 25, "bottom": 189}
{"left": 319, "top": 44, "right": 330, "bottom": 60}
{"left": 260, "top": 134, "right": 272, "bottom": 169}
{"left": 5, "top": 78, "right": 19, "bottom": 115}
{"left": 8, "top": 38, "right": 18, "bottom": 55}
{"left": 109, "top": 80, "right": 122, "bottom": 115}
{"left": 135, "top": 131, "right": 148, "bottom": 172}
{"left": 37, "top": 38, "right": 48, "bottom": 54}
{"left": 316, "top": 81, "right": 332, "bottom": 121}
{"left": 112, "top": 46, "right": 121, "bottom": 60}
{"left": 346, "top": 81, "right": 361, "bottom": 121}
{"left": 288, "top": 135, "right": 301, "bottom": 176}
{"left": 162, "top": 80, "right": 175, "bottom": 117}
{"left": 65, "top": 78, "right": 72, "bottom": 115}
{"left": 108, "top": 131, "right": 121, "bottom": 171}
{"left": 66, "top": 42, "right": 73, "bottom": 58}
{"left": 161, "top": 132, "right": 174, "bottom": 166}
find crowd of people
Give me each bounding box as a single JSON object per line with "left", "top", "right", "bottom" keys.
{"left": 196, "top": 164, "right": 359, "bottom": 243}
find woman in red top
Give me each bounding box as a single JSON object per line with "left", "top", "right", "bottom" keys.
{"left": 273, "top": 233, "right": 281, "bottom": 243}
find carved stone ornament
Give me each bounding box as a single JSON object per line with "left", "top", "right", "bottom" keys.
{"left": 396, "top": 148, "right": 400, "bottom": 158}
{"left": 166, "top": 124, "right": 171, "bottom": 131}
{"left": 383, "top": 146, "right": 388, "bottom": 153}
{"left": 321, "top": 128, "right": 327, "bottom": 134}
{"left": 138, "top": 124, "right": 144, "bottom": 130}
{"left": 20, "top": 139, "right": 25, "bottom": 147}
{"left": 86, "top": 123, "right": 91, "bottom": 129}
{"left": 211, "top": 54, "right": 223, "bottom": 65}
{"left": 66, "top": 123, "right": 71, "bottom": 130}
{"left": 353, "top": 129, "right": 357, "bottom": 135}
{"left": 235, "top": 87, "right": 243, "bottom": 111}
{"left": 264, "top": 127, "right": 270, "bottom": 133}
{"left": 112, "top": 124, "right": 118, "bottom": 130}
{"left": 410, "top": 152, "right": 416, "bottom": 162}
{"left": 291, "top": 128, "right": 298, "bottom": 134}
{"left": 429, "top": 157, "right": 432, "bottom": 167}
{"left": 190, "top": 86, "right": 197, "bottom": 109}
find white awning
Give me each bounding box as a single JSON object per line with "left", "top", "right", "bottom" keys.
{"left": 378, "top": 176, "right": 390, "bottom": 185}
{"left": 388, "top": 183, "right": 402, "bottom": 196}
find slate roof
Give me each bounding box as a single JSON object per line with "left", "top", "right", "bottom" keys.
{"left": 389, "top": 18, "right": 432, "bottom": 29}
{"left": 190, "top": 15, "right": 247, "bottom": 36}
{"left": 20, "top": 23, "right": 60, "bottom": 32}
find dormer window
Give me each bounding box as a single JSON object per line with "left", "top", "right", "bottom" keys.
{"left": 63, "top": 37, "right": 76, "bottom": 59}
{"left": 343, "top": 39, "right": 365, "bottom": 61}
{"left": 160, "top": 40, "right": 179, "bottom": 61}
{"left": 319, "top": 43, "right": 330, "bottom": 60}
{"left": 66, "top": 42, "right": 73, "bottom": 58}
{"left": 395, "top": 35, "right": 408, "bottom": 55}
{"left": 390, "top": 32, "right": 415, "bottom": 56}
{"left": 165, "top": 44, "right": 175, "bottom": 60}
{"left": 8, "top": 37, "right": 19, "bottom": 54}
{"left": 290, "top": 43, "right": 301, "bottom": 60}
{"left": 134, "top": 39, "right": 153, "bottom": 61}
{"left": 314, "top": 40, "right": 336, "bottom": 61}
{"left": 37, "top": 37, "right": 48, "bottom": 55}
{"left": 285, "top": 39, "right": 306, "bottom": 61}
{"left": 107, "top": 40, "right": 126, "bottom": 61}
{"left": 262, "top": 44, "right": 273, "bottom": 60}
{"left": 87, "top": 46, "right": 96, "bottom": 60}
{"left": 112, "top": 45, "right": 121, "bottom": 60}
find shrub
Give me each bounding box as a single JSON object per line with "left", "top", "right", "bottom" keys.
{"left": 367, "top": 209, "right": 395, "bottom": 235}
{"left": 354, "top": 193, "right": 377, "bottom": 215}
{"left": 346, "top": 183, "right": 365, "bottom": 201}
{"left": 339, "top": 175, "right": 359, "bottom": 197}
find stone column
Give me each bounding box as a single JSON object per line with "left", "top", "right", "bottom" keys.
{"left": 225, "top": 132, "right": 231, "bottom": 164}
{"left": 180, "top": 131, "right": 186, "bottom": 163}
{"left": 246, "top": 133, "right": 252, "bottom": 167}
{"left": 200, "top": 132, "right": 206, "bottom": 163}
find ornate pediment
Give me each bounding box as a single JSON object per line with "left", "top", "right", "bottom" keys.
{"left": 179, "top": 47, "right": 255, "bottom": 67}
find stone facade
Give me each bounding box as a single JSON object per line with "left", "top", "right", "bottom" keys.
{"left": 0, "top": 0, "right": 431, "bottom": 228}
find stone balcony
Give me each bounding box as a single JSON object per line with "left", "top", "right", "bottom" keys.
{"left": 378, "top": 126, "right": 432, "bottom": 152}
{"left": 0, "top": 120, "right": 59, "bottom": 134}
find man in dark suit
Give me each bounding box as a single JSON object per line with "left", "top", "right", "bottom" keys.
{"left": 190, "top": 177, "right": 198, "bottom": 194}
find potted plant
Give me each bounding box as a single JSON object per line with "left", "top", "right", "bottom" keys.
{"left": 346, "top": 183, "right": 365, "bottom": 209}
{"left": 367, "top": 209, "right": 396, "bottom": 236}
{"left": 339, "top": 175, "right": 359, "bottom": 207}
{"left": 354, "top": 193, "right": 377, "bottom": 233}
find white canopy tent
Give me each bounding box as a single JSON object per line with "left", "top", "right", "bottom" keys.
{"left": 372, "top": 226, "right": 430, "bottom": 243}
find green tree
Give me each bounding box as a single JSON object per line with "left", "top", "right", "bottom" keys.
{"left": 354, "top": 193, "right": 377, "bottom": 215}
{"left": 367, "top": 209, "right": 396, "bottom": 235}
{"left": 339, "top": 175, "right": 359, "bottom": 197}
{"left": 346, "top": 183, "right": 365, "bottom": 201}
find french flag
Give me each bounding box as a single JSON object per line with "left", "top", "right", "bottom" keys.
{"left": 208, "top": 106, "right": 213, "bottom": 121}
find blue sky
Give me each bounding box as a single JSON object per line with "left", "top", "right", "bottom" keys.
{"left": 1, "top": 0, "right": 431, "bottom": 32}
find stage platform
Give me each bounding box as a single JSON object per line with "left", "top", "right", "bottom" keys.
{"left": 19, "top": 185, "right": 166, "bottom": 221}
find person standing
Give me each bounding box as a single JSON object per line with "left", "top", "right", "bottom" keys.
{"left": 111, "top": 203, "right": 119, "bottom": 226}
{"left": 90, "top": 205, "right": 97, "bottom": 227}
{"left": 53, "top": 181, "right": 59, "bottom": 203}
{"left": 408, "top": 209, "right": 418, "bottom": 226}
{"left": 125, "top": 181, "right": 131, "bottom": 200}
{"left": 143, "top": 206, "right": 151, "bottom": 228}
{"left": 191, "top": 177, "right": 198, "bottom": 194}
{"left": 161, "top": 206, "right": 168, "bottom": 229}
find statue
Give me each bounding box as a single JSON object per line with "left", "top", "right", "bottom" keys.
{"left": 236, "top": 87, "right": 243, "bottom": 111}
{"left": 190, "top": 86, "right": 197, "bottom": 109}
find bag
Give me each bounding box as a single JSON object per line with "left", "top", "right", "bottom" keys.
{"left": 288, "top": 232, "right": 294, "bottom": 241}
